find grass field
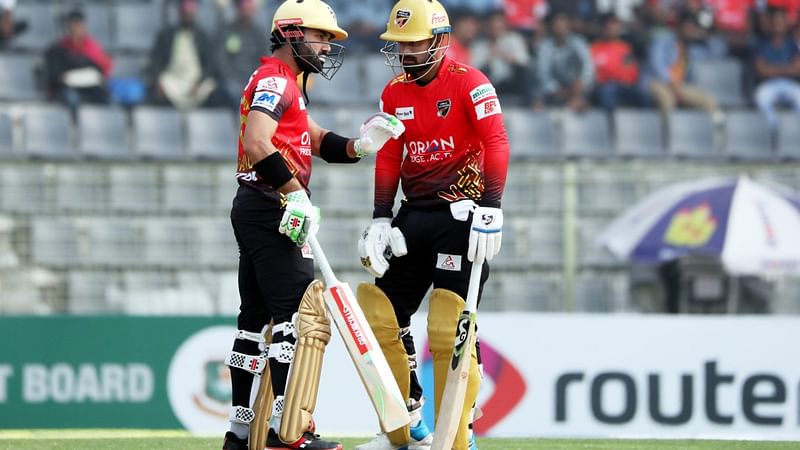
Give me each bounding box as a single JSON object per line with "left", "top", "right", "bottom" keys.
{"left": 0, "top": 431, "right": 798, "bottom": 450}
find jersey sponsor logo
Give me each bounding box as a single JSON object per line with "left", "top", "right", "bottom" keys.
{"left": 256, "top": 76, "right": 288, "bottom": 95}
{"left": 431, "top": 12, "right": 447, "bottom": 25}
{"left": 395, "top": 9, "right": 412, "bottom": 28}
{"left": 301, "top": 243, "right": 314, "bottom": 259}
{"left": 436, "top": 253, "right": 462, "bottom": 271}
{"left": 395, "top": 106, "right": 414, "bottom": 120}
{"left": 406, "top": 136, "right": 455, "bottom": 163}
{"left": 436, "top": 98, "right": 451, "bottom": 118}
{"left": 470, "top": 83, "right": 496, "bottom": 104}
{"left": 253, "top": 91, "right": 281, "bottom": 112}
{"left": 475, "top": 98, "right": 501, "bottom": 120}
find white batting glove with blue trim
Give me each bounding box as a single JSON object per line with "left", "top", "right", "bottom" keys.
{"left": 468, "top": 207, "right": 503, "bottom": 263}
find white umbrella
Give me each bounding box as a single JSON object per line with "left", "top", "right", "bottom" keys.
{"left": 597, "top": 175, "right": 800, "bottom": 276}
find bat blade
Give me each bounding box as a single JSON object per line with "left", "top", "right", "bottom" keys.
{"left": 323, "top": 281, "right": 410, "bottom": 432}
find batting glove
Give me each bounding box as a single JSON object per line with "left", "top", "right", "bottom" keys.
{"left": 468, "top": 207, "right": 503, "bottom": 263}
{"left": 358, "top": 218, "right": 407, "bottom": 278}
{"left": 278, "top": 190, "right": 320, "bottom": 246}
{"left": 354, "top": 112, "right": 405, "bottom": 157}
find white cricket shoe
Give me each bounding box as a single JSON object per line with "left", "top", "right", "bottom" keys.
{"left": 354, "top": 418, "right": 433, "bottom": 450}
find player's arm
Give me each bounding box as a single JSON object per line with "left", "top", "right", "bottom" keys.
{"left": 243, "top": 110, "right": 303, "bottom": 194}
{"left": 308, "top": 113, "right": 405, "bottom": 164}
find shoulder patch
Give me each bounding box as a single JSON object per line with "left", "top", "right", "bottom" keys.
{"left": 469, "top": 83, "right": 496, "bottom": 104}
{"left": 474, "top": 98, "right": 502, "bottom": 120}
{"left": 256, "top": 76, "right": 288, "bottom": 94}
{"left": 447, "top": 63, "right": 469, "bottom": 74}
{"left": 253, "top": 90, "right": 282, "bottom": 112}
{"left": 389, "top": 74, "right": 406, "bottom": 86}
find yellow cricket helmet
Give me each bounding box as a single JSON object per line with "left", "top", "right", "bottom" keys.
{"left": 380, "top": 0, "right": 451, "bottom": 42}
{"left": 272, "top": 0, "right": 348, "bottom": 41}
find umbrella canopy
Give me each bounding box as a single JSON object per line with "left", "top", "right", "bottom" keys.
{"left": 597, "top": 175, "right": 800, "bottom": 276}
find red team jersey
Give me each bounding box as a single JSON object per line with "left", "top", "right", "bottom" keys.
{"left": 375, "top": 56, "right": 510, "bottom": 218}
{"left": 236, "top": 57, "right": 312, "bottom": 204}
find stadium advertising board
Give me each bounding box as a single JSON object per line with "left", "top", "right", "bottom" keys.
{"left": 0, "top": 315, "right": 797, "bottom": 440}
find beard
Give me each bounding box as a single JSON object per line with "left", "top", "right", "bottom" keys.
{"left": 292, "top": 42, "right": 325, "bottom": 73}
{"left": 402, "top": 55, "right": 432, "bottom": 77}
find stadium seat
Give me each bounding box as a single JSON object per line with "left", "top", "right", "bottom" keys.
{"left": 311, "top": 163, "right": 374, "bottom": 214}
{"left": 724, "top": 110, "right": 773, "bottom": 161}
{"left": 132, "top": 107, "right": 186, "bottom": 160}
{"left": 0, "top": 165, "right": 51, "bottom": 213}
{"left": 114, "top": 2, "right": 162, "bottom": 52}
{"left": 307, "top": 55, "right": 363, "bottom": 106}
{"left": 575, "top": 273, "right": 623, "bottom": 312}
{"left": 0, "top": 54, "right": 41, "bottom": 101}
{"left": 777, "top": 113, "right": 800, "bottom": 160}
{"left": 577, "top": 216, "right": 623, "bottom": 267}
{"left": 110, "top": 53, "right": 148, "bottom": 78}
{"left": 215, "top": 165, "right": 237, "bottom": 210}
{"left": 78, "top": 218, "right": 143, "bottom": 267}
{"left": 504, "top": 109, "right": 559, "bottom": 160}
{"left": 22, "top": 104, "right": 77, "bottom": 159}
{"left": 10, "top": 3, "right": 57, "bottom": 51}
{"left": 502, "top": 165, "right": 563, "bottom": 213}
{"left": 185, "top": 109, "right": 237, "bottom": 160}
{"left": 85, "top": 4, "right": 113, "bottom": 50}
{"left": 503, "top": 216, "right": 563, "bottom": 267}
{"left": 78, "top": 105, "right": 132, "bottom": 159}
{"left": 0, "top": 112, "right": 17, "bottom": 159}
{"left": 577, "top": 168, "right": 640, "bottom": 213}
{"left": 692, "top": 59, "right": 746, "bottom": 108}
{"left": 108, "top": 165, "right": 161, "bottom": 212}
{"left": 31, "top": 219, "right": 80, "bottom": 267}
{"left": 667, "top": 110, "right": 719, "bottom": 159}
{"left": 142, "top": 219, "right": 198, "bottom": 267}
{"left": 497, "top": 272, "right": 564, "bottom": 311}
{"left": 561, "top": 110, "right": 612, "bottom": 158}
{"left": 55, "top": 165, "right": 109, "bottom": 212}
{"left": 162, "top": 165, "right": 216, "bottom": 211}
{"left": 614, "top": 109, "right": 665, "bottom": 158}
{"left": 67, "top": 271, "right": 119, "bottom": 314}
{"left": 362, "top": 54, "right": 392, "bottom": 103}
{"left": 314, "top": 217, "right": 363, "bottom": 270}
{"left": 194, "top": 218, "right": 238, "bottom": 268}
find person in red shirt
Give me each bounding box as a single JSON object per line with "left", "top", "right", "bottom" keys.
{"left": 590, "top": 13, "right": 647, "bottom": 112}
{"left": 44, "top": 10, "right": 112, "bottom": 111}
{"left": 222, "top": 1, "right": 403, "bottom": 450}
{"left": 355, "top": 1, "right": 509, "bottom": 450}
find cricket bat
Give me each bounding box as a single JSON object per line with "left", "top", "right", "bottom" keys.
{"left": 307, "top": 235, "right": 410, "bottom": 432}
{"left": 430, "top": 260, "right": 483, "bottom": 450}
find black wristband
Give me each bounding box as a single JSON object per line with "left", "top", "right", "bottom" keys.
{"left": 320, "top": 131, "right": 359, "bottom": 164}
{"left": 253, "top": 152, "right": 294, "bottom": 189}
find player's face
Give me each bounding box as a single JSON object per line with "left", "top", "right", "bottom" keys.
{"left": 304, "top": 28, "right": 332, "bottom": 56}
{"left": 399, "top": 38, "right": 435, "bottom": 75}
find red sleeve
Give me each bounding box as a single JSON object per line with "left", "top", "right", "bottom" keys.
{"left": 85, "top": 37, "right": 113, "bottom": 76}
{"left": 373, "top": 89, "right": 403, "bottom": 218}
{"left": 465, "top": 71, "right": 509, "bottom": 208}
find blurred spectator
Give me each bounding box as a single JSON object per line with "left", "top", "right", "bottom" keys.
{"left": 217, "top": 0, "right": 266, "bottom": 108}
{"left": 471, "top": 10, "right": 532, "bottom": 102}
{"left": 753, "top": 7, "right": 800, "bottom": 129}
{"left": 0, "top": 0, "right": 26, "bottom": 48}
{"left": 146, "top": 0, "right": 227, "bottom": 109}
{"left": 591, "top": 14, "right": 647, "bottom": 112}
{"left": 548, "top": 0, "right": 600, "bottom": 37}
{"left": 705, "top": 0, "right": 755, "bottom": 60}
{"left": 326, "top": 0, "right": 388, "bottom": 52}
{"left": 534, "top": 9, "right": 594, "bottom": 111}
{"left": 595, "top": 0, "right": 646, "bottom": 23}
{"left": 448, "top": 9, "right": 481, "bottom": 64}
{"left": 644, "top": 11, "right": 721, "bottom": 116}
{"left": 43, "top": 10, "right": 112, "bottom": 111}
{"left": 446, "top": 0, "right": 503, "bottom": 15}
{"left": 504, "top": 0, "right": 549, "bottom": 31}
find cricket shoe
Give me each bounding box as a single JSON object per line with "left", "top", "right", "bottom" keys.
{"left": 222, "top": 431, "right": 248, "bottom": 450}
{"left": 265, "top": 428, "right": 342, "bottom": 450}
{"left": 354, "top": 418, "right": 432, "bottom": 450}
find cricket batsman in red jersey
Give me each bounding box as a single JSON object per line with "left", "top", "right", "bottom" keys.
{"left": 222, "top": 1, "right": 404, "bottom": 450}
{"left": 355, "top": 1, "right": 509, "bottom": 450}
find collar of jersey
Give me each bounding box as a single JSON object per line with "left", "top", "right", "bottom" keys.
{"left": 260, "top": 56, "right": 293, "bottom": 78}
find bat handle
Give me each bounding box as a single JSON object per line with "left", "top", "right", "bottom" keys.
{"left": 308, "top": 235, "right": 338, "bottom": 287}
{"left": 464, "top": 258, "right": 482, "bottom": 312}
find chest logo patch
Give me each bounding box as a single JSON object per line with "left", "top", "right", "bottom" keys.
{"left": 395, "top": 106, "right": 414, "bottom": 120}
{"left": 436, "top": 99, "right": 451, "bottom": 118}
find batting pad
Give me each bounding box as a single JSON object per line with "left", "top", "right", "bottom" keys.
{"left": 280, "top": 280, "right": 331, "bottom": 443}
{"left": 249, "top": 323, "right": 274, "bottom": 450}
{"left": 428, "top": 289, "right": 480, "bottom": 450}
{"left": 357, "top": 283, "right": 411, "bottom": 446}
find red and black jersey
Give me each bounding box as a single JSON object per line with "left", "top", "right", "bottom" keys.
{"left": 236, "top": 57, "right": 312, "bottom": 204}
{"left": 374, "top": 56, "right": 510, "bottom": 218}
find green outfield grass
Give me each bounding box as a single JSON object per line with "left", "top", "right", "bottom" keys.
{"left": 0, "top": 431, "right": 797, "bottom": 450}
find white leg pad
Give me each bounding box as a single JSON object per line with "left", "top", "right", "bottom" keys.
{"left": 225, "top": 351, "right": 267, "bottom": 376}
{"left": 268, "top": 341, "right": 296, "bottom": 364}
{"left": 230, "top": 405, "right": 256, "bottom": 424}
